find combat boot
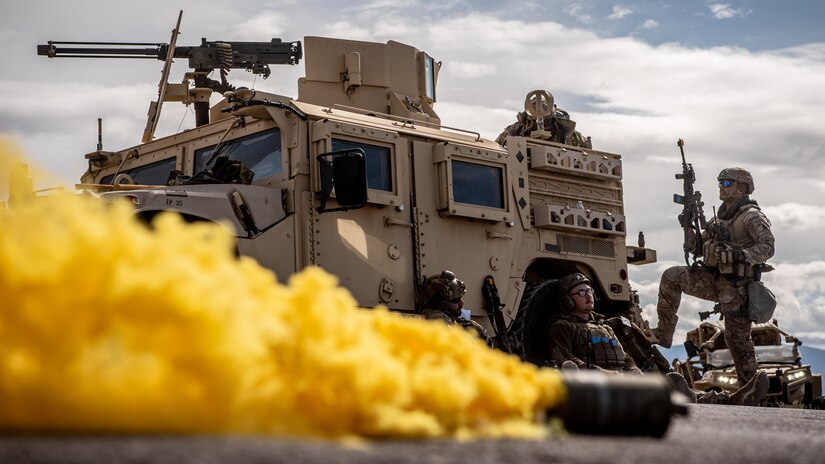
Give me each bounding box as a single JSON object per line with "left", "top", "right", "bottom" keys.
{"left": 666, "top": 372, "right": 696, "bottom": 403}
{"left": 730, "top": 371, "right": 769, "bottom": 406}
{"left": 651, "top": 327, "right": 673, "bottom": 349}
{"left": 696, "top": 390, "right": 730, "bottom": 404}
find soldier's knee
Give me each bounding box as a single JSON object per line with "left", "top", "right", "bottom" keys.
{"left": 662, "top": 266, "right": 685, "bottom": 283}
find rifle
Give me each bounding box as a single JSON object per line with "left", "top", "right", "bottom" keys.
{"left": 482, "top": 275, "right": 512, "bottom": 353}
{"left": 672, "top": 139, "right": 707, "bottom": 266}
{"left": 698, "top": 303, "right": 722, "bottom": 321}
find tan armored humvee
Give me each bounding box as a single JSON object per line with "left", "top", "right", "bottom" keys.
{"left": 48, "top": 33, "right": 661, "bottom": 366}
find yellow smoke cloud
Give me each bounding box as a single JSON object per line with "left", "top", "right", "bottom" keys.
{"left": 0, "top": 182, "right": 565, "bottom": 439}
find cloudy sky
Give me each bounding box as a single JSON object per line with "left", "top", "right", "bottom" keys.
{"left": 2, "top": 1, "right": 824, "bottom": 348}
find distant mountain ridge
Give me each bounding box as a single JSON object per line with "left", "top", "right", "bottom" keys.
{"left": 800, "top": 346, "right": 825, "bottom": 378}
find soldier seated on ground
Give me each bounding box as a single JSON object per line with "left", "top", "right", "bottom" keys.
{"left": 548, "top": 272, "right": 768, "bottom": 406}
{"left": 420, "top": 270, "right": 491, "bottom": 346}
{"left": 547, "top": 273, "right": 643, "bottom": 375}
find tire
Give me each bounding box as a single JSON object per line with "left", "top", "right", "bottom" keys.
{"left": 510, "top": 280, "right": 563, "bottom": 366}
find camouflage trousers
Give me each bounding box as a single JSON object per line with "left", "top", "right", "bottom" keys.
{"left": 696, "top": 390, "right": 731, "bottom": 404}
{"left": 656, "top": 265, "right": 758, "bottom": 383}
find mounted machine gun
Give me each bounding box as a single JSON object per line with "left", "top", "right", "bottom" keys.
{"left": 37, "top": 11, "right": 301, "bottom": 141}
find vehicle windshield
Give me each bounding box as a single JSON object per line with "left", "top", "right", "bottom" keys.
{"left": 195, "top": 128, "right": 282, "bottom": 180}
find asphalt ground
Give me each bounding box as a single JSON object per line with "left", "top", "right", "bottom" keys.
{"left": 2, "top": 404, "right": 824, "bottom": 464}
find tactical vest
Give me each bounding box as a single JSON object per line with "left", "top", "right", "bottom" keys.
{"left": 703, "top": 204, "right": 762, "bottom": 278}
{"left": 586, "top": 322, "right": 626, "bottom": 370}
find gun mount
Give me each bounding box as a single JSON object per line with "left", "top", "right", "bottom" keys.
{"left": 37, "top": 11, "right": 301, "bottom": 140}
{"left": 36, "top": 38, "right": 302, "bottom": 79}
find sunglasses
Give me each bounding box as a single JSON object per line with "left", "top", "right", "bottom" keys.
{"left": 719, "top": 179, "right": 735, "bottom": 188}
{"left": 570, "top": 288, "right": 593, "bottom": 298}
{"left": 449, "top": 297, "right": 463, "bottom": 304}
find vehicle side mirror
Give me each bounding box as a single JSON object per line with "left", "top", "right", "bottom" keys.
{"left": 316, "top": 149, "right": 368, "bottom": 213}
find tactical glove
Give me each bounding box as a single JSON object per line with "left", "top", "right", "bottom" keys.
{"left": 677, "top": 211, "right": 693, "bottom": 228}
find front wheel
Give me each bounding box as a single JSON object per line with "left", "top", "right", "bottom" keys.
{"left": 510, "top": 280, "right": 563, "bottom": 366}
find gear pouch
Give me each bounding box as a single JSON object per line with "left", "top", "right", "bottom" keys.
{"left": 748, "top": 280, "right": 777, "bottom": 323}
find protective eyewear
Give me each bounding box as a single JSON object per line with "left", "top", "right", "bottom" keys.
{"left": 718, "top": 179, "right": 735, "bottom": 188}
{"left": 570, "top": 288, "right": 593, "bottom": 298}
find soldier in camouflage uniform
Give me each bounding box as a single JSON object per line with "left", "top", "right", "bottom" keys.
{"left": 494, "top": 110, "right": 592, "bottom": 148}
{"left": 420, "top": 270, "right": 491, "bottom": 345}
{"left": 652, "top": 167, "right": 775, "bottom": 387}
{"left": 552, "top": 273, "right": 770, "bottom": 405}
{"left": 547, "top": 273, "right": 642, "bottom": 374}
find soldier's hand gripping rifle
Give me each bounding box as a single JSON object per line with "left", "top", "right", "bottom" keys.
{"left": 673, "top": 139, "right": 707, "bottom": 266}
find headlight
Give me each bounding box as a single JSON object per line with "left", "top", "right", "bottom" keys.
{"left": 787, "top": 370, "right": 808, "bottom": 381}
{"left": 716, "top": 374, "right": 739, "bottom": 385}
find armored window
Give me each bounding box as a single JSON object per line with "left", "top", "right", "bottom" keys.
{"left": 331, "top": 138, "right": 392, "bottom": 192}
{"left": 424, "top": 54, "right": 436, "bottom": 102}
{"left": 434, "top": 142, "right": 510, "bottom": 222}
{"left": 101, "top": 157, "right": 177, "bottom": 186}
{"left": 452, "top": 160, "right": 504, "bottom": 209}
{"left": 195, "top": 128, "right": 282, "bottom": 180}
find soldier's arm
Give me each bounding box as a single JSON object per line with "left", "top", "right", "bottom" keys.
{"left": 622, "top": 353, "right": 643, "bottom": 375}
{"left": 606, "top": 324, "right": 642, "bottom": 374}
{"left": 742, "top": 210, "right": 775, "bottom": 263}
{"left": 460, "top": 319, "right": 492, "bottom": 345}
{"left": 548, "top": 321, "right": 587, "bottom": 368}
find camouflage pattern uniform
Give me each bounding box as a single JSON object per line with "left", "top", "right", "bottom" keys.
{"left": 420, "top": 271, "right": 491, "bottom": 345}
{"left": 494, "top": 110, "right": 592, "bottom": 148}
{"left": 548, "top": 311, "right": 642, "bottom": 374}
{"left": 421, "top": 307, "right": 490, "bottom": 343}
{"left": 655, "top": 168, "right": 774, "bottom": 384}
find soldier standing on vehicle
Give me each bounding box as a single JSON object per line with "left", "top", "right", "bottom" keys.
{"left": 651, "top": 167, "right": 775, "bottom": 388}
{"left": 420, "top": 270, "right": 491, "bottom": 345}
{"left": 553, "top": 272, "right": 769, "bottom": 405}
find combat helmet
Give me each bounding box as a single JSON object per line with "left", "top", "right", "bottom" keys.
{"left": 718, "top": 167, "right": 754, "bottom": 194}
{"left": 421, "top": 270, "right": 466, "bottom": 304}
{"left": 560, "top": 272, "right": 591, "bottom": 310}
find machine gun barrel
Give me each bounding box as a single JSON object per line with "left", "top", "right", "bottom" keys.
{"left": 37, "top": 41, "right": 167, "bottom": 59}
{"left": 37, "top": 38, "right": 302, "bottom": 75}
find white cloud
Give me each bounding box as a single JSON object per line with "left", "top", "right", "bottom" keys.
{"left": 709, "top": 3, "right": 752, "bottom": 20}
{"left": 608, "top": 5, "right": 633, "bottom": 20}
{"left": 444, "top": 61, "right": 498, "bottom": 79}
{"left": 640, "top": 19, "right": 659, "bottom": 30}
{"left": 762, "top": 203, "right": 825, "bottom": 232}
{"left": 344, "top": 0, "right": 415, "bottom": 14}
{"left": 564, "top": 4, "right": 593, "bottom": 24}
{"left": 232, "top": 11, "right": 287, "bottom": 40}
{"left": 763, "top": 261, "right": 825, "bottom": 348}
